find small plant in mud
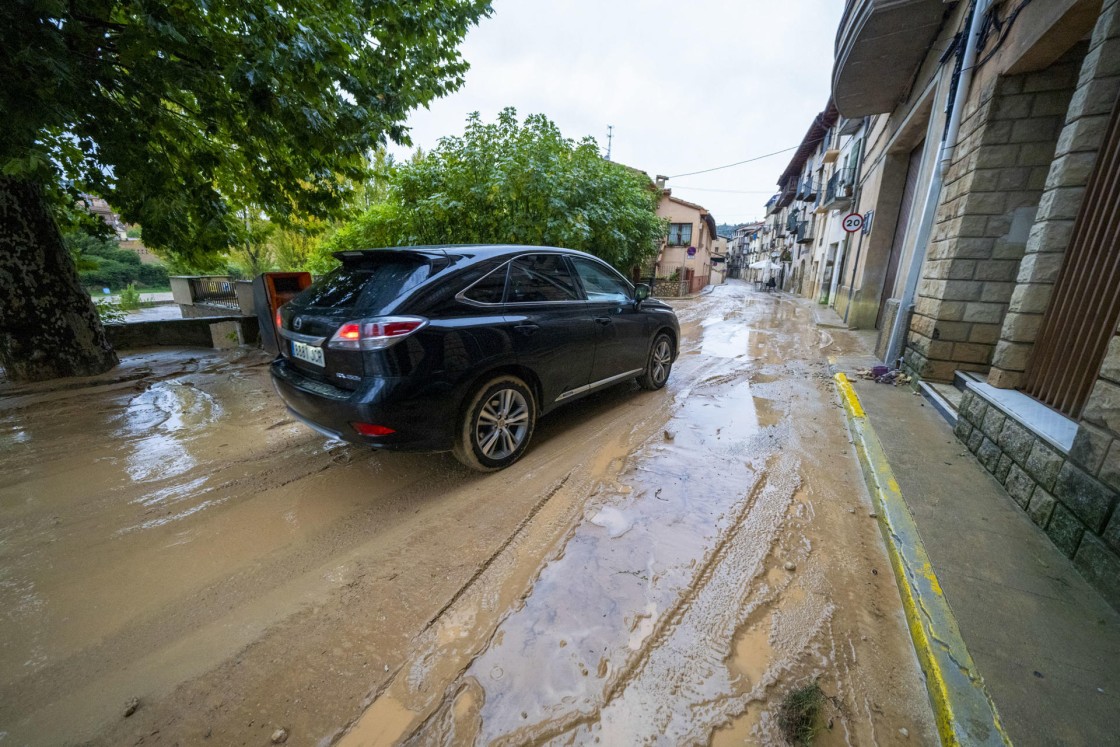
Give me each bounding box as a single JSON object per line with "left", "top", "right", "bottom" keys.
{"left": 119, "top": 283, "right": 143, "bottom": 311}
{"left": 93, "top": 298, "right": 126, "bottom": 324}
{"left": 777, "top": 681, "right": 826, "bottom": 745}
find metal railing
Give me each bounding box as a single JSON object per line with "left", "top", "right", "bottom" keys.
{"left": 796, "top": 220, "right": 814, "bottom": 244}
{"left": 187, "top": 276, "right": 239, "bottom": 308}
{"left": 824, "top": 167, "right": 856, "bottom": 207}
{"left": 796, "top": 177, "right": 818, "bottom": 202}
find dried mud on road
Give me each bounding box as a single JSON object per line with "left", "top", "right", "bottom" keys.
{"left": 0, "top": 283, "right": 935, "bottom": 745}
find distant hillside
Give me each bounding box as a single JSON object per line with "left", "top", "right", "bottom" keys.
{"left": 716, "top": 223, "right": 745, "bottom": 239}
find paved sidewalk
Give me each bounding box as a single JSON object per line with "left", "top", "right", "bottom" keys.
{"left": 834, "top": 352, "right": 1120, "bottom": 746}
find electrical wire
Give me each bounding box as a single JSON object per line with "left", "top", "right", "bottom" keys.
{"left": 974, "top": 0, "right": 1035, "bottom": 70}
{"left": 666, "top": 145, "right": 801, "bottom": 179}
{"left": 670, "top": 185, "right": 780, "bottom": 194}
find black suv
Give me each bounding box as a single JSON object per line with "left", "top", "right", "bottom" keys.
{"left": 270, "top": 245, "right": 679, "bottom": 471}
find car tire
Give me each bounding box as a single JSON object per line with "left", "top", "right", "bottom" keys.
{"left": 452, "top": 375, "right": 537, "bottom": 471}
{"left": 637, "top": 332, "right": 673, "bottom": 391}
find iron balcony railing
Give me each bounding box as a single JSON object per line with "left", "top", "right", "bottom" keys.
{"left": 796, "top": 220, "right": 814, "bottom": 244}
{"left": 823, "top": 166, "right": 856, "bottom": 208}
{"left": 796, "top": 176, "right": 818, "bottom": 202}
{"left": 775, "top": 180, "right": 797, "bottom": 209}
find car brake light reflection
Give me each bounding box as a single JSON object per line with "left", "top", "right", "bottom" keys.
{"left": 352, "top": 422, "right": 395, "bottom": 437}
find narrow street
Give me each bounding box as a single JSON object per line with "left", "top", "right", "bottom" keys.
{"left": 0, "top": 281, "right": 935, "bottom": 745}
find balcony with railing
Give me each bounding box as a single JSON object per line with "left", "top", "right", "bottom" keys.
{"left": 795, "top": 177, "right": 818, "bottom": 203}
{"left": 821, "top": 166, "right": 856, "bottom": 211}
{"left": 833, "top": 0, "right": 947, "bottom": 117}
{"left": 796, "top": 220, "right": 814, "bottom": 244}
{"left": 775, "top": 180, "right": 797, "bottom": 209}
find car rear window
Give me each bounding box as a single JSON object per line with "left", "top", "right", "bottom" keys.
{"left": 296, "top": 256, "right": 431, "bottom": 312}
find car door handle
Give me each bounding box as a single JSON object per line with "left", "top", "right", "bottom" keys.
{"left": 514, "top": 323, "right": 540, "bottom": 336}
{"left": 594, "top": 317, "right": 612, "bottom": 326}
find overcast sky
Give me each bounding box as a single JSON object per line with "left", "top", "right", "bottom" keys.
{"left": 389, "top": 0, "right": 844, "bottom": 227}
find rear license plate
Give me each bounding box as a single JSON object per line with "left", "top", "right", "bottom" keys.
{"left": 291, "top": 340, "right": 325, "bottom": 367}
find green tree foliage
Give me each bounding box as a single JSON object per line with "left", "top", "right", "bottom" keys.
{"left": 69, "top": 232, "right": 169, "bottom": 289}
{"left": 270, "top": 218, "right": 333, "bottom": 273}
{"left": 4, "top": 0, "right": 493, "bottom": 260}
{"left": 0, "top": 0, "right": 492, "bottom": 381}
{"left": 226, "top": 209, "right": 277, "bottom": 277}
{"left": 323, "top": 109, "right": 666, "bottom": 272}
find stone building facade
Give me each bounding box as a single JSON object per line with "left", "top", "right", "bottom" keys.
{"left": 905, "top": 49, "right": 1085, "bottom": 382}
{"left": 831, "top": 0, "right": 1120, "bottom": 607}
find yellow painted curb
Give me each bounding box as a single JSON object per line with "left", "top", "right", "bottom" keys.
{"left": 834, "top": 373, "right": 1011, "bottom": 747}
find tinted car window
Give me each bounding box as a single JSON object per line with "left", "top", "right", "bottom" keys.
{"left": 462, "top": 263, "right": 509, "bottom": 304}
{"left": 507, "top": 255, "right": 580, "bottom": 303}
{"left": 297, "top": 256, "right": 430, "bottom": 312}
{"left": 571, "top": 258, "right": 631, "bottom": 303}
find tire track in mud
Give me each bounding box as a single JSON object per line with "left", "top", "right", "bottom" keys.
{"left": 335, "top": 313, "right": 761, "bottom": 746}
{"left": 343, "top": 285, "right": 937, "bottom": 746}
{"left": 558, "top": 461, "right": 807, "bottom": 745}
{"left": 3, "top": 287, "right": 937, "bottom": 745}
{"left": 408, "top": 355, "right": 795, "bottom": 746}
{"left": 341, "top": 343, "right": 770, "bottom": 744}
{"left": 77, "top": 340, "right": 707, "bottom": 746}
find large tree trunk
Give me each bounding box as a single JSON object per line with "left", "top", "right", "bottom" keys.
{"left": 0, "top": 177, "right": 118, "bottom": 382}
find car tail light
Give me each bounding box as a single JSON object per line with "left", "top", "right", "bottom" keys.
{"left": 328, "top": 316, "right": 427, "bottom": 350}
{"left": 352, "top": 422, "right": 396, "bottom": 436}
{"left": 274, "top": 306, "right": 283, "bottom": 331}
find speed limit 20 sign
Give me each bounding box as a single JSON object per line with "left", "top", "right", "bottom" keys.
{"left": 842, "top": 213, "right": 864, "bottom": 233}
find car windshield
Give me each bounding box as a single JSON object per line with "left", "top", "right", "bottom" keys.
{"left": 297, "top": 255, "right": 431, "bottom": 312}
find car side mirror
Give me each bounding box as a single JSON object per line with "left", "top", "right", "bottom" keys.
{"left": 634, "top": 284, "right": 651, "bottom": 304}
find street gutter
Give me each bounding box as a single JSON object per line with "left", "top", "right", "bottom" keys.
{"left": 833, "top": 371, "right": 1011, "bottom": 747}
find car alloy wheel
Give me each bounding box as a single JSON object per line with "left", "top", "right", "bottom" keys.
{"left": 638, "top": 333, "right": 673, "bottom": 390}
{"left": 453, "top": 375, "right": 537, "bottom": 471}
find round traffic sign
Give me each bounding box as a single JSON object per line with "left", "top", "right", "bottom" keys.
{"left": 842, "top": 213, "right": 864, "bottom": 233}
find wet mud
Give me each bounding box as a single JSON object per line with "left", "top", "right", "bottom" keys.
{"left": 0, "top": 283, "right": 935, "bottom": 745}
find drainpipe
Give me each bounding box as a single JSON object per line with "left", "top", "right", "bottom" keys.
{"left": 828, "top": 234, "right": 847, "bottom": 308}
{"left": 843, "top": 117, "right": 872, "bottom": 323}
{"left": 829, "top": 121, "right": 869, "bottom": 308}
{"left": 884, "top": 0, "right": 990, "bottom": 369}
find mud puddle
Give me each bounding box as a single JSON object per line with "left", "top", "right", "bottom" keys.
{"left": 340, "top": 283, "right": 936, "bottom": 746}
{"left": 1, "top": 284, "right": 936, "bottom": 746}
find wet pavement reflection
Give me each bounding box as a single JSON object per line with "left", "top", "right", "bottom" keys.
{"left": 1, "top": 284, "right": 936, "bottom": 746}
{"left": 344, "top": 283, "right": 936, "bottom": 746}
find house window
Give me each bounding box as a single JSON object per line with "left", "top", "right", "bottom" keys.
{"left": 668, "top": 223, "right": 692, "bottom": 246}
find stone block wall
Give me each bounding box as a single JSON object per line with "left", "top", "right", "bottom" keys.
{"left": 990, "top": 0, "right": 1120, "bottom": 388}
{"left": 904, "top": 48, "right": 1085, "bottom": 382}
{"left": 955, "top": 387, "right": 1120, "bottom": 609}
{"left": 105, "top": 316, "right": 260, "bottom": 350}
{"left": 653, "top": 279, "right": 685, "bottom": 297}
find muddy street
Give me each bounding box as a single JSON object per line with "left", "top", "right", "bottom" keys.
{"left": 0, "top": 281, "right": 935, "bottom": 745}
